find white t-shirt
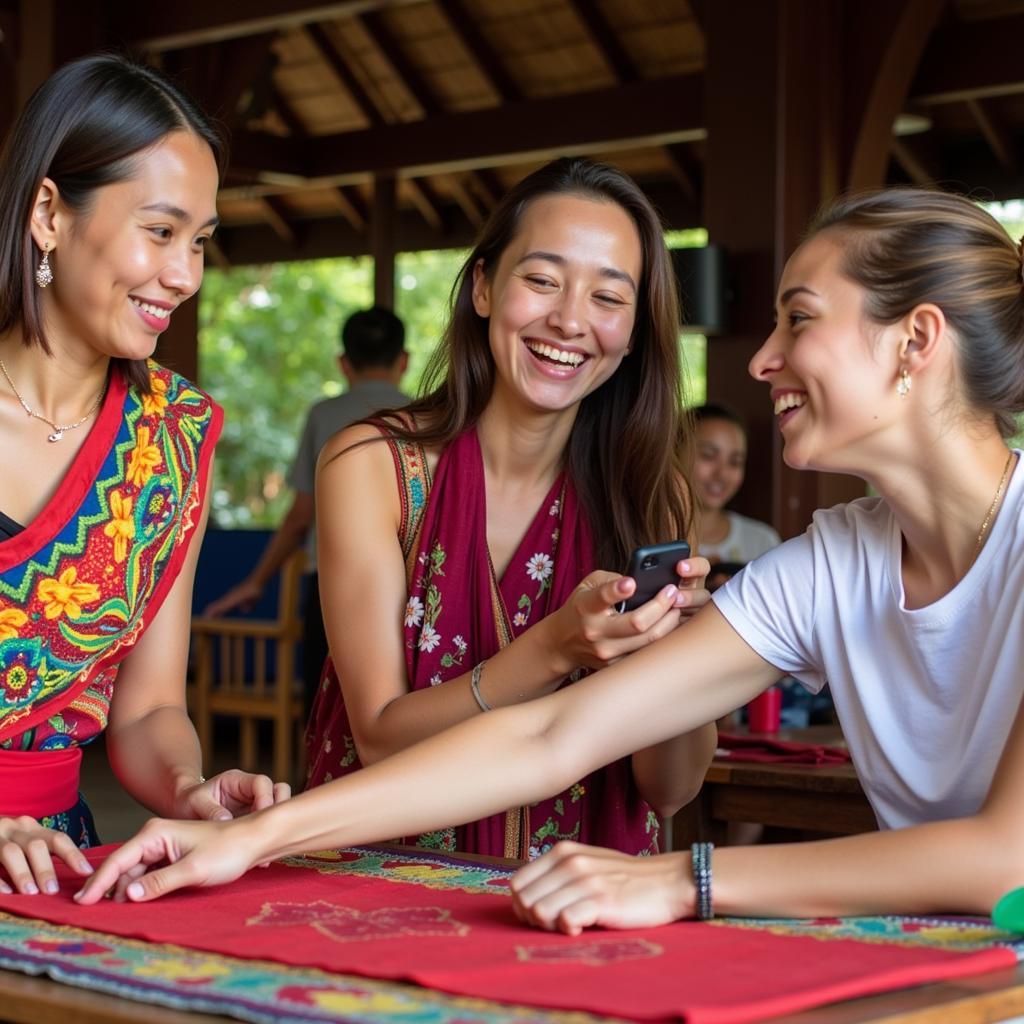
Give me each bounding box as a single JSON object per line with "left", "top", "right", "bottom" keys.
{"left": 712, "top": 454, "right": 1024, "bottom": 831}
{"left": 700, "top": 511, "right": 781, "bottom": 564}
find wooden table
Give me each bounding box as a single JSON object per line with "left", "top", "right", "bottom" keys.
{"left": 674, "top": 725, "right": 878, "bottom": 846}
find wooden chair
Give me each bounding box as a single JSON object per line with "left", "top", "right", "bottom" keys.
{"left": 191, "top": 550, "right": 307, "bottom": 785}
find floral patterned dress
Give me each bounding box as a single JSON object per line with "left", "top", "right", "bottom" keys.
{"left": 306, "top": 427, "right": 659, "bottom": 859}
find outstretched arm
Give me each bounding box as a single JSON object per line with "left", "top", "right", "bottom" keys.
{"left": 77, "top": 603, "right": 774, "bottom": 902}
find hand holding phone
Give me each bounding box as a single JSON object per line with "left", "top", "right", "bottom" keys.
{"left": 617, "top": 541, "right": 691, "bottom": 613}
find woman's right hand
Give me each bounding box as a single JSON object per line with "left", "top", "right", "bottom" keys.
{"left": 74, "top": 816, "right": 256, "bottom": 905}
{"left": 0, "top": 817, "right": 94, "bottom": 895}
{"left": 545, "top": 571, "right": 683, "bottom": 674}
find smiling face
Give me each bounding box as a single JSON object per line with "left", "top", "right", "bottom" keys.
{"left": 749, "top": 232, "right": 903, "bottom": 473}
{"left": 35, "top": 130, "right": 219, "bottom": 362}
{"left": 471, "top": 193, "right": 642, "bottom": 416}
{"left": 693, "top": 417, "right": 747, "bottom": 511}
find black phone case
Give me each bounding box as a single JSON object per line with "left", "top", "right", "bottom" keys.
{"left": 618, "top": 541, "right": 691, "bottom": 612}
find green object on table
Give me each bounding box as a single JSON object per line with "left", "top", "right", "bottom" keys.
{"left": 992, "top": 887, "right": 1024, "bottom": 933}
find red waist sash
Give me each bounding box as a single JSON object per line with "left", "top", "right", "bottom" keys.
{"left": 0, "top": 747, "right": 82, "bottom": 817}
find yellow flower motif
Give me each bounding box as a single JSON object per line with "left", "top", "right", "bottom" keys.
{"left": 142, "top": 375, "right": 168, "bottom": 417}
{"left": 0, "top": 608, "right": 28, "bottom": 641}
{"left": 134, "top": 958, "right": 231, "bottom": 982}
{"left": 126, "top": 426, "right": 162, "bottom": 488}
{"left": 37, "top": 567, "right": 100, "bottom": 620}
{"left": 102, "top": 490, "right": 135, "bottom": 563}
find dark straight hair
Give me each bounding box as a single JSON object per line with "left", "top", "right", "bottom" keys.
{"left": 0, "top": 53, "right": 225, "bottom": 393}
{"left": 370, "top": 156, "right": 693, "bottom": 571}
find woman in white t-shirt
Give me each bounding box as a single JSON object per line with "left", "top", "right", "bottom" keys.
{"left": 78, "top": 188, "right": 1024, "bottom": 929}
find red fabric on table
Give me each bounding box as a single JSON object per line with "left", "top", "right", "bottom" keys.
{"left": 717, "top": 732, "right": 852, "bottom": 765}
{"left": 0, "top": 846, "right": 1012, "bottom": 1024}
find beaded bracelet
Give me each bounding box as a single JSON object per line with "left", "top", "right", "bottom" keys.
{"left": 470, "top": 660, "right": 492, "bottom": 712}
{"left": 691, "top": 841, "right": 714, "bottom": 920}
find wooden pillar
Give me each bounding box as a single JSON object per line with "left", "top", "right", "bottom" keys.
{"left": 372, "top": 172, "right": 396, "bottom": 310}
{"left": 703, "top": 0, "right": 938, "bottom": 539}
{"left": 155, "top": 296, "right": 199, "bottom": 383}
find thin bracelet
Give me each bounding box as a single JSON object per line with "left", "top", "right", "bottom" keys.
{"left": 470, "top": 660, "right": 492, "bottom": 712}
{"left": 691, "top": 841, "right": 714, "bottom": 920}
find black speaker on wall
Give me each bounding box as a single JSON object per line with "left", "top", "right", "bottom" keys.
{"left": 672, "top": 245, "right": 730, "bottom": 336}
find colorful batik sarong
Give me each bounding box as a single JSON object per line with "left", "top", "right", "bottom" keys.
{"left": 0, "top": 362, "right": 222, "bottom": 840}
{"left": 306, "top": 426, "right": 659, "bottom": 859}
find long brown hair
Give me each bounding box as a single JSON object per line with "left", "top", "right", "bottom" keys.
{"left": 379, "top": 157, "right": 692, "bottom": 570}
{"left": 810, "top": 188, "right": 1024, "bottom": 438}
{"left": 0, "top": 53, "right": 225, "bottom": 393}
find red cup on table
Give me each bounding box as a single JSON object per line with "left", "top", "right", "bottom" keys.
{"left": 747, "top": 686, "right": 781, "bottom": 733}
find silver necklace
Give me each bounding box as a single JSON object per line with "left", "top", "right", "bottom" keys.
{"left": 0, "top": 358, "right": 105, "bottom": 442}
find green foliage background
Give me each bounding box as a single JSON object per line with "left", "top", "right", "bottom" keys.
{"left": 200, "top": 249, "right": 466, "bottom": 526}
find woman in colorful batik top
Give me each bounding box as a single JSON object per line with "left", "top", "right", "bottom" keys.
{"left": 0, "top": 54, "right": 289, "bottom": 896}
{"left": 303, "top": 157, "right": 717, "bottom": 861}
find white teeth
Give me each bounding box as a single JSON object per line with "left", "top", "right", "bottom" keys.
{"left": 131, "top": 298, "right": 170, "bottom": 320}
{"left": 526, "top": 341, "right": 585, "bottom": 366}
{"left": 773, "top": 393, "right": 807, "bottom": 415}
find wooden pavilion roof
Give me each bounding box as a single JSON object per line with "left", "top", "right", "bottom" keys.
{"left": 5, "top": 0, "right": 1024, "bottom": 267}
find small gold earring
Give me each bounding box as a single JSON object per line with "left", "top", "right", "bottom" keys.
{"left": 897, "top": 368, "right": 911, "bottom": 398}
{"left": 35, "top": 245, "right": 53, "bottom": 289}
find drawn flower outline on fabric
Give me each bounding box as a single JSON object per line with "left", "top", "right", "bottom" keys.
{"left": 418, "top": 624, "right": 441, "bottom": 652}
{"left": 141, "top": 374, "right": 169, "bottom": 417}
{"left": 526, "top": 553, "right": 554, "bottom": 583}
{"left": 102, "top": 490, "right": 135, "bottom": 563}
{"left": 404, "top": 596, "right": 424, "bottom": 628}
{"left": 126, "top": 426, "right": 162, "bottom": 488}
{"left": 37, "top": 567, "right": 101, "bottom": 620}
{"left": 429, "top": 673, "right": 442, "bottom": 686}
{"left": 513, "top": 611, "right": 528, "bottom": 627}
{"left": 0, "top": 607, "right": 28, "bottom": 641}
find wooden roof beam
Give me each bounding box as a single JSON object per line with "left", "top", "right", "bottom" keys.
{"left": 448, "top": 174, "right": 486, "bottom": 229}
{"left": 966, "top": 98, "right": 1017, "bottom": 174}
{"left": 303, "top": 22, "right": 386, "bottom": 128}
{"left": 565, "top": 0, "right": 637, "bottom": 83}
{"left": 890, "top": 136, "right": 941, "bottom": 186}
{"left": 116, "top": 0, "right": 422, "bottom": 52}
{"left": 356, "top": 9, "right": 442, "bottom": 116}
{"left": 435, "top": 0, "right": 521, "bottom": 102}
{"left": 405, "top": 178, "right": 444, "bottom": 231}
{"left": 466, "top": 169, "right": 500, "bottom": 212}
{"left": 911, "top": 12, "right": 1024, "bottom": 105}
{"left": 268, "top": 82, "right": 308, "bottom": 137}
{"left": 328, "top": 185, "right": 368, "bottom": 233}
{"left": 664, "top": 142, "right": 700, "bottom": 202}
{"left": 258, "top": 195, "right": 298, "bottom": 244}
{"left": 231, "top": 73, "right": 703, "bottom": 180}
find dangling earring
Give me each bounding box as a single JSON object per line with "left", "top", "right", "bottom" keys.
{"left": 35, "top": 245, "right": 53, "bottom": 289}
{"left": 897, "top": 367, "right": 911, "bottom": 398}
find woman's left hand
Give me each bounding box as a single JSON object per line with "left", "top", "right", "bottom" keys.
{"left": 174, "top": 770, "right": 291, "bottom": 821}
{"left": 676, "top": 556, "right": 711, "bottom": 620}
{"left": 509, "top": 841, "right": 692, "bottom": 935}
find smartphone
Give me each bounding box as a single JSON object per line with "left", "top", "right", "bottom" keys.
{"left": 617, "top": 540, "right": 692, "bottom": 613}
